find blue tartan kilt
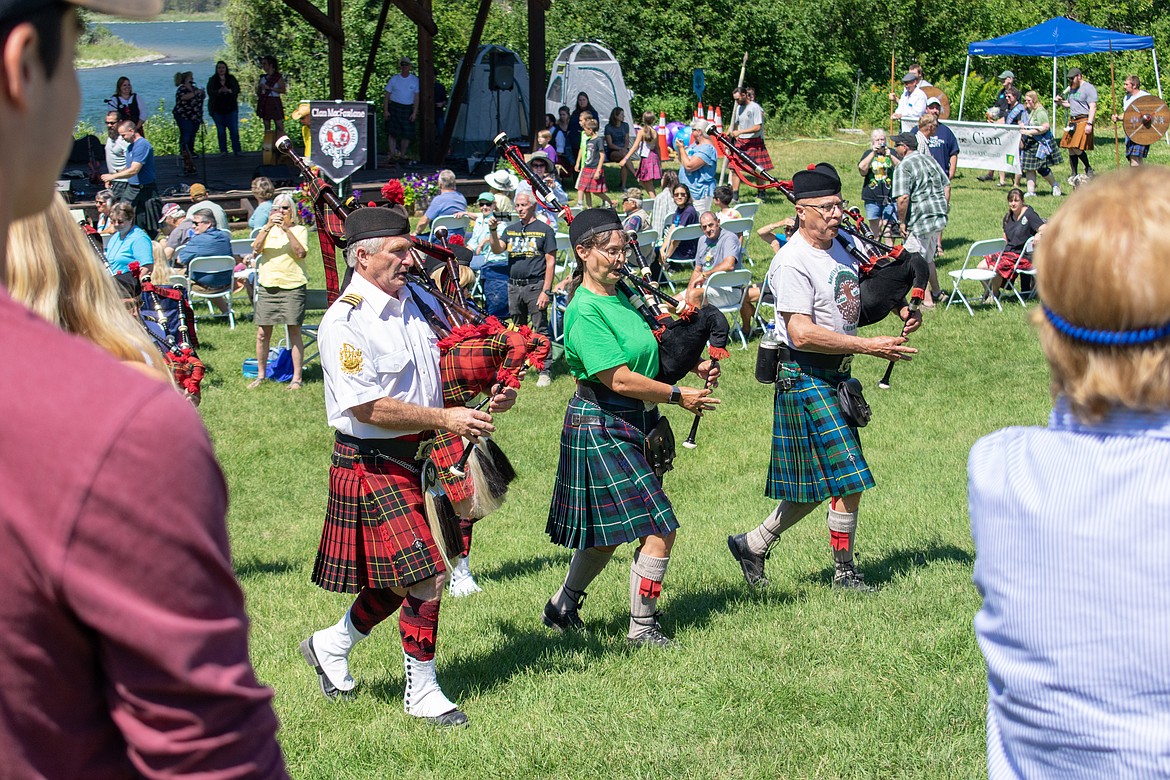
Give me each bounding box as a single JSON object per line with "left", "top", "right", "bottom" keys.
{"left": 1126, "top": 138, "right": 1150, "bottom": 159}
{"left": 1020, "top": 134, "right": 1063, "bottom": 172}
{"left": 765, "top": 364, "right": 875, "bottom": 504}
{"left": 546, "top": 395, "right": 679, "bottom": 549}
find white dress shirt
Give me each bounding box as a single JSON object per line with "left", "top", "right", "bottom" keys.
{"left": 319, "top": 272, "right": 444, "bottom": 438}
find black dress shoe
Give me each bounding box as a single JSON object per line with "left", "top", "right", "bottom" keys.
{"left": 542, "top": 597, "right": 585, "bottom": 633}
{"left": 299, "top": 637, "right": 354, "bottom": 701}
{"left": 728, "top": 534, "right": 769, "bottom": 587}
{"left": 628, "top": 618, "right": 674, "bottom": 649}
{"left": 429, "top": 708, "right": 470, "bottom": 727}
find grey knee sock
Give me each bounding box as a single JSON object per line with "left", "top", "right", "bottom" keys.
{"left": 628, "top": 550, "right": 669, "bottom": 638}
{"left": 745, "top": 501, "right": 820, "bottom": 554}
{"left": 827, "top": 508, "right": 858, "bottom": 567}
{"left": 552, "top": 547, "right": 614, "bottom": 611}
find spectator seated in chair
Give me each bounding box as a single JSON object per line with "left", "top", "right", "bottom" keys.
{"left": 177, "top": 211, "right": 233, "bottom": 313}
{"left": 685, "top": 211, "right": 759, "bottom": 328}
{"left": 976, "top": 188, "right": 1046, "bottom": 303}
{"left": 105, "top": 201, "right": 154, "bottom": 275}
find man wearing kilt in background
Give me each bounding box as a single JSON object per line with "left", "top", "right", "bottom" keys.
{"left": 300, "top": 207, "right": 515, "bottom": 727}
{"left": 1114, "top": 74, "right": 1151, "bottom": 167}
{"left": 542, "top": 209, "right": 719, "bottom": 647}
{"left": 727, "top": 164, "right": 917, "bottom": 590}
{"left": 728, "top": 86, "right": 774, "bottom": 201}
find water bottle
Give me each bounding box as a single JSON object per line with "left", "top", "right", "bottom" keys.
{"left": 755, "top": 323, "right": 781, "bottom": 384}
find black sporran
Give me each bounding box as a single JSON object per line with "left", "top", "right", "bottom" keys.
{"left": 644, "top": 416, "right": 676, "bottom": 478}
{"left": 836, "top": 377, "right": 872, "bottom": 428}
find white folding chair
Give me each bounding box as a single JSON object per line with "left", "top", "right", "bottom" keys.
{"left": 946, "top": 239, "right": 1004, "bottom": 316}
{"left": 553, "top": 232, "right": 574, "bottom": 281}
{"left": 635, "top": 229, "right": 657, "bottom": 266}
{"left": 734, "top": 201, "right": 761, "bottom": 220}
{"left": 186, "top": 255, "right": 237, "bottom": 329}
{"left": 297, "top": 289, "right": 330, "bottom": 367}
{"left": 1003, "top": 236, "right": 1038, "bottom": 307}
{"left": 662, "top": 223, "right": 704, "bottom": 274}
{"left": 69, "top": 208, "right": 87, "bottom": 224}
{"left": 230, "top": 238, "right": 254, "bottom": 259}
{"left": 719, "top": 217, "right": 756, "bottom": 267}
{"left": 640, "top": 197, "right": 655, "bottom": 214}
{"left": 703, "top": 269, "right": 754, "bottom": 349}
{"left": 430, "top": 214, "right": 470, "bottom": 239}
{"left": 249, "top": 227, "right": 263, "bottom": 239}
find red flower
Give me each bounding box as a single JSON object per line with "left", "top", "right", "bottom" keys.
{"left": 381, "top": 178, "right": 405, "bottom": 205}
{"left": 447, "top": 233, "right": 465, "bottom": 247}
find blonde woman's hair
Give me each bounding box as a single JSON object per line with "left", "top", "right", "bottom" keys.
{"left": 1032, "top": 166, "right": 1170, "bottom": 421}
{"left": 5, "top": 195, "right": 169, "bottom": 380}
{"left": 273, "top": 192, "right": 301, "bottom": 224}
{"left": 1024, "top": 90, "right": 1043, "bottom": 109}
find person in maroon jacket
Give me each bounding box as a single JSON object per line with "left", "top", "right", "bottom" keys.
{"left": 0, "top": 0, "right": 288, "bottom": 776}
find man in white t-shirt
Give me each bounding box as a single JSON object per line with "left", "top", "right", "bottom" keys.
{"left": 1113, "top": 74, "right": 1151, "bottom": 167}
{"left": 383, "top": 57, "right": 420, "bottom": 165}
{"left": 726, "top": 162, "right": 916, "bottom": 593}
{"left": 727, "top": 86, "right": 774, "bottom": 200}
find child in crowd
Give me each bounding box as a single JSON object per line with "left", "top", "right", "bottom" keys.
{"left": 617, "top": 111, "right": 663, "bottom": 196}
{"left": 575, "top": 116, "right": 611, "bottom": 207}
{"left": 536, "top": 129, "right": 557, "bottom": 166}
{"left": 712, "top": 185, "right": 741, "bottom": 221}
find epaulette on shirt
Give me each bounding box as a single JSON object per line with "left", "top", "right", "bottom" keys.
{"left": 338, "top": 292, "right": 363, "bottom": 309}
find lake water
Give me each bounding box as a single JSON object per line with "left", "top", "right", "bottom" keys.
{"left": 77, "top": 20, "right": 253, "bottom": 130}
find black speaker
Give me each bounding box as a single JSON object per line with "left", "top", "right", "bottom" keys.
{"left": 488, "top": 50, "right": 514, "bottom": 92}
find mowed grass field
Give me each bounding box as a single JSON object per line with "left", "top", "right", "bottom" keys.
{"left": 194, "top": 135, "right": 1160, "bottom": 778}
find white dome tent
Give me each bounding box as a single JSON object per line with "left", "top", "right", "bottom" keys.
{"left": 546, "top": 42, "right": 633, "bottom": 126}
{"left": 448, "top": 44, "right": 531, "bottom": 161}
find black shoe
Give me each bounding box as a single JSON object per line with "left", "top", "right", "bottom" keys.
{"left": 728, "top": 534, "right": 769, "bottom": 587}
{"left": 428, "top": 708, "right": 470, "bottom": 728}
{"left": 299, "top": 637, "right": 354, "bottom": 701}
{"left": 832, "top": 563, "right": 874, "bottom": 592}
{"left": 628, "top": 614, "right": 674, "bottom": 649}
{"left": 542, "top": 596, "right": 585, "bottom": 633}
{"left": 976, "top": 173, "right": 994, "bottom": 182}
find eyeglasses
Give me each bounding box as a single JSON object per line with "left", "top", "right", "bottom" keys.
{"left": 275, "top": 206, "right": 291, "bottom": 211}
{"left": 594, "top": 245, "right": 626, "bottom": 260}
{"left": 801, "top": 201, "right": 845, "bottom": 217}
{"left": 672, "top": 191, "right": 689, "bottom": 199}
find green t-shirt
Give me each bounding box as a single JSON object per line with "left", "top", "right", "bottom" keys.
{"left": 564, "top": 286, "right": 660, "bottom": 382}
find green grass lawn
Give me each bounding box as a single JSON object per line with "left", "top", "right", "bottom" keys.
{"left": 196, "top": 135, "right": 1158, "bottom": 778}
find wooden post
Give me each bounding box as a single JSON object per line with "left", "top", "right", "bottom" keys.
{"left": 527, "top": 0, "right": 548, "bottom": 148}
{"left": 418, "top": 0, "right": 435, "bottom": 164}
{"left": 357, "top": 0, "right": 393, "bottom": 102}
{"left": 438, "top": 0, "right": 491, "bottom": 160}
{"left": 327, "top": 0, "right": 344, "bottom": 98}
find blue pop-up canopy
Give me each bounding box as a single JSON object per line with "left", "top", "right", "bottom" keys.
{"left": 958, "top": 17, "right": 1163, "bottom": 122}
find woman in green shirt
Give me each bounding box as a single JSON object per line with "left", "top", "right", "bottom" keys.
{"left": 542, "top": 209, "right": 719, "bottom": 648}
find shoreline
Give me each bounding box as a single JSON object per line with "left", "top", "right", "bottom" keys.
{"left": 77, "top": 52, "right": 164, "bottom": 70}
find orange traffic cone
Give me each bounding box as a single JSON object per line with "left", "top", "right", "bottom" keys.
{"left": 705, "top": 104, "right": 714, "bottom": 122}
{"left": 657, "top": 111, "right": 669, "bottom": 160}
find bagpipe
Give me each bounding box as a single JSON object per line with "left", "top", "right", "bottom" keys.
{"left": 493, "top": 132, "right": 728, "bottom": 445}
{"left": 710, "top": 129, "right": 927, "bottom": 387}
{"left": 81, "top": 223, "right": 205, "bottom": 400}
{"left": 276, "top": 137, "right": 548, "bottom": 558}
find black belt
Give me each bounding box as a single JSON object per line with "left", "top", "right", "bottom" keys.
{"left": 789, "top": 349, "right": 853, "bottom": 374}
{"left": 575, "top": 380, "right": 654, "bottom": 412}
{"left": 508, "top": 275, "right": 545, "bottom": 286}
{"left": 334, "top": 431, "right": 434, "bottom": 460}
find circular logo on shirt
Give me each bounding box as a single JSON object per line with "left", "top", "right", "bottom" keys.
{"left": 318, "top": 117, "right": 359, "bottom": 169}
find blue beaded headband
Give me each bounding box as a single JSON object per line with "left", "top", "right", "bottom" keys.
{"left": 1043, "top": 306, "right": 1170, "bottom": 346}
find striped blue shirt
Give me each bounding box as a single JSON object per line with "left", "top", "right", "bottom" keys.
{"left": 969, "top": 398, "right": 1170, "bottom": 778}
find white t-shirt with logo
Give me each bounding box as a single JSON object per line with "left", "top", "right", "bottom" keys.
{"left": 767, "top": 230, "right": 861, "bottom": 346}
{"left": 384, "top": 73, "right": 420, "bottom": 106}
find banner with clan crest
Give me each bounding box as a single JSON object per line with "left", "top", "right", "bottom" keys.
{"left": 309, "top": 101, "right": 369, "bottom": 182}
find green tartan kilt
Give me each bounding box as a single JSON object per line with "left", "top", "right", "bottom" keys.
{"left": 765, "top": 364, "right": 875, "bottom": 504}
{"left": 546, "top": 395, "right": 679, "bottom": 549}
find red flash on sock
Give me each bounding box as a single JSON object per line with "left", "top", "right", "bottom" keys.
{"left": 638, "top": 578, "right": 662, "bottom": 599}
{"left": 830, "top": 530, "right": 851, "bottom": 552}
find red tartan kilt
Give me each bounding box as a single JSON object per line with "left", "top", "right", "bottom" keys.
{"left": 734, "top": 137, "right": 773, "bottom": 171}
{"left": 984, "top": 251, "right": 1029, "bottom": 280}
{"left": 310, "top": 441, "right": 445, "bottom": 592}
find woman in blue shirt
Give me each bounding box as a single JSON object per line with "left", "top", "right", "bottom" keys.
{"left": 104, "top": 201, "right": 154, "bottom": 275}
